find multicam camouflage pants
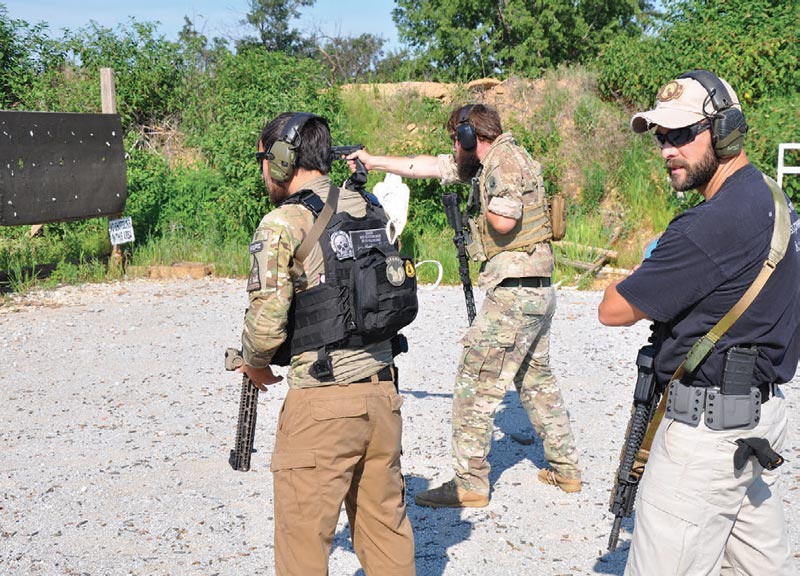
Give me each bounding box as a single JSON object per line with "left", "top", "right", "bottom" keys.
{"left": 452, "top": 285, "right": 581, "bottom": 495}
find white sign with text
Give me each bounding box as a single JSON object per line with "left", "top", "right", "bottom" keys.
{"left": 108, "top": 216, "right": 135, "bottom": 246}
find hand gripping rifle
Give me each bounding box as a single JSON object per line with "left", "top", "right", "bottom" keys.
{"left": 225, "top": 348, "right": 259, "bottom": 472}
{"left": 608, "top": 323, "right": 666, "bottom": 551}
{"left": 442, "top": 191, "right": 476, "bottom": 324}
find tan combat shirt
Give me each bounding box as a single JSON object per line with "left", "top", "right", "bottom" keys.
{"left": 242, "top": 175, "right": 393, "bottom": 389}
{"left": 437, "top": 133, "right": 554, "bottom": 289}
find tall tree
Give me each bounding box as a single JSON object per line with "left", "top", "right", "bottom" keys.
{"left": 393, "top": 0, "right": 651, "bottom": 81}
{"left": 317, "top": 33, "right": 386, "bottom": 83}
{"left": 238, "top": 0, "right": 315, "bottom": 55}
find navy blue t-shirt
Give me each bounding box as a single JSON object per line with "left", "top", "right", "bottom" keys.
{"left": 618, "top": 164, "right": 800, "bottom": 387}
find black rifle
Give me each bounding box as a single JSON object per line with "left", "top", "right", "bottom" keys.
{"left": 607, "top": 323, "right": 666, "bottom": 551}
{"left": 442, "top": 191, "right": 476, "bottom": 324}
{"left": 331, "top": 145, "right": 368, "bottom": 189}
{"left": 225, "top": 347, "right": 259, "bottom": 472}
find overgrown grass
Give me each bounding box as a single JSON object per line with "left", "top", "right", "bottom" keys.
{"left": 128, "top": 231, "right": 248, "bottom": 278}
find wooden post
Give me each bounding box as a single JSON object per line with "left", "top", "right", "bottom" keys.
{"left": 101, "top": 68, "right": 123, "bottom": 270}
{"left": 100, "top": 68, "right": 117, "bottom": 114}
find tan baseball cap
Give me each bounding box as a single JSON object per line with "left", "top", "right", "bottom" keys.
{"left": 631, "top": 74, "right": 742, "bottom": 133}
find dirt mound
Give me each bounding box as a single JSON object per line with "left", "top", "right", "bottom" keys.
{"left": 342, "top": 76, "right": 548, "bottom": 125}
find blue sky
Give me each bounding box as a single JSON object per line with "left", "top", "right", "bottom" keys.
{"left": 2, "top": 1, "right": 401, "bottom": 50}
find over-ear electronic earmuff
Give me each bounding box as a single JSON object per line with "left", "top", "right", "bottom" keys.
{"left": 455, "top": 105, "right": 477, "bottom": 151}
{"left": 268, "top": 113, "right": 319, "bottom": 182}
{"left": 679, "top": 70, "right": 747, "bottom": 158}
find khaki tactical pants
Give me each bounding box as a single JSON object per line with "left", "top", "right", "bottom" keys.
{"left": 271, "top": 378, "right": 415, "bottom": 576}
{"left": 625, "top": 388, "right": 791, "bottom": 575}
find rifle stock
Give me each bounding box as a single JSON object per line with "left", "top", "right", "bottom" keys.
{"left": 442, "top": 191, "right": 476, "bottom": 324}
{"left": 607, "top": 325, "right": 664, "bottom": 551}
{"left": 225, "top": 347, "right": 259, "bottom": 472}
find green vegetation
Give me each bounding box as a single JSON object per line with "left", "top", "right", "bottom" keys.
{"left": 1, "top": 1, "right": 798, "bottom": 294}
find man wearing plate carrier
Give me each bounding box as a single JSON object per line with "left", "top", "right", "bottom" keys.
{"left": 349, "top": 103, "right": 582, "bottom": 508}
{"left": 239, "top": 112, "right": 417, "bottom": 575}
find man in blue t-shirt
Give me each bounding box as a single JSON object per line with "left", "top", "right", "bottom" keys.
{"left": 599, "top": 70, "right": 798, "bottom": 575}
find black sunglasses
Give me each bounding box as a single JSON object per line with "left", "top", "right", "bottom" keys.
{"left": 654, "top": 122, "right": 710, "bottom": 148}
{"left": 255, "top": 151, "right": 273, "bottom": 165}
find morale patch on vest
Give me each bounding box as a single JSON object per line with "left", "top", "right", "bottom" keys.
{"left": 657, "top": 80, "right": 683, "bottom": 102}
{"left": 249, "top": 240, "right": 263, "bottom": 254}
{"left": 330, "top": 230, "right": 354, "bottom": 260}
{"left": 247, "top": 258, "right": 261, "bottom": 292}
{"left": 350, "top": 228, "right": 389, "bottom": 257}
{"left": 405, "top": 259, "right": 416, "bottom": 278}
{"left": 385, "top": 255, "right": 406, "bottom": 286}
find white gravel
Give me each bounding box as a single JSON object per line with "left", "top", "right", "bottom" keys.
{"left": 1, "top": 277, "right": 797, "bottom": 575}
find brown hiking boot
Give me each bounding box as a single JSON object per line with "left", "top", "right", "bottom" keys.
{"left": 538, "top": 469, "right": 582, "bottom": 493}
{"left": 414, "top": 479, "right": 489, "bottom": 508}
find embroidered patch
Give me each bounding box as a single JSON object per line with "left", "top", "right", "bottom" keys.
{"left": 349, "top": 228, "right": 388, "bottom": 257}
{"left": 246, "top": 259, "right": 261, "bottom": 292}
{"left": 404, "top": 259, "right": 416, "bottom": 278}
{"left": 657, "top": 80, "right": 683, "bottom": 102}
{"left": 385, "top": 255, "right": 406, "bottom": 286}
{"left": 330, "top": 230, "right": 354, "bottom": 260}
{"left": 249, "top": 240, "right": 263, "bottom": 254}
{"left": 487, "top": 175, "right": 497, "bottom": 193}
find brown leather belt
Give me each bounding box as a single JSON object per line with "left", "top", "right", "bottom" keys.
{"left": 499, "top": 276, "right": 551, "bottom": 288}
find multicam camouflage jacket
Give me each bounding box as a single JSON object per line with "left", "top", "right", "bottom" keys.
{"left": 241, "top": 175, "right": 393, "bottom": 389}
{"left": 437, "top": 133, "right": 555, "bottom": 289}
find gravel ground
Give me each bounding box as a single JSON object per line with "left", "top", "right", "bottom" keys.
{"left": 1, "top": 277, "right": 797, "bottom": 576}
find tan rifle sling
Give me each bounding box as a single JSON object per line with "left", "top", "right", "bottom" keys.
{"left": 639, "top": 175, "right": 791, "bottom": 461}
{"left": 288, "top": 186, "right": 339, "bottom": 280}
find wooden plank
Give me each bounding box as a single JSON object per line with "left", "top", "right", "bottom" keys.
{"left": 553, "top": 240, "right": 618, "bottom": 259}
{"left": 100, "top": 68, "right": 117, "bottom": 114}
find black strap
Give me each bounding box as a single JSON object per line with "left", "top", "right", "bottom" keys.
{"left": 499, "top": 277, "right": 551, "bottom": 288}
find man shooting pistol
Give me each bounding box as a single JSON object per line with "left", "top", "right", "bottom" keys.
{"left": 345, "top": 103, "right": 582, "bottom": 508}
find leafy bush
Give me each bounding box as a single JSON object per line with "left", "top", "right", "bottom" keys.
{"left": 181, "top": 49, "right": 342, "bottom": 232}
{"left": 595, "top": 0, "right": 800, "bottom": 200}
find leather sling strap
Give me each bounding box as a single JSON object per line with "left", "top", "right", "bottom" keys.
{"left": 641, "top": 174, "right": 791, "bottom": 455}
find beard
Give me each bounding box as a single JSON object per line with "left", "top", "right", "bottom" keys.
{"left": 457, "top": 148, "right": 482, "bottom": 181}
{"left": 666, "top": 145, "right": 719, "bottom": 192}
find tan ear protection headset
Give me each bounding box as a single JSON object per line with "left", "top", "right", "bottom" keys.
{"left": 267, "top": 113, "right": 319, "bottom": 182}
{"left": 679, "top": 70, "right": 748, "bottom": 158}
{"left": 455, "top": 105, "right": 477, "bottom": 151}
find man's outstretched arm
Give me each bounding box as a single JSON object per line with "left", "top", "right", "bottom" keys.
{"left": 347, "top": 149, "right": 442, "bottom": 179}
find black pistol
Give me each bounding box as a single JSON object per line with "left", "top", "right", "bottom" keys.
{"left": 331, "top": 145, "right": 368, "bottom": 189}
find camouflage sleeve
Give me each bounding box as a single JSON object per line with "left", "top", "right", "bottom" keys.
{"left": 484, "top": 156, "right": 525, "bottom": 220}
{"left": 437, "top": 154, "right": 461, "bottom": 186}
{"left": 241, "top": 213, "right": 300, "bottom": 368}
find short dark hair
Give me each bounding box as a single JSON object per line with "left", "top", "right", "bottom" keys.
{"left": 446, "top": 104, "right": 503, "bottom": 143}
{"left": 259, "top": 112, "right": 332, "bottom": 174}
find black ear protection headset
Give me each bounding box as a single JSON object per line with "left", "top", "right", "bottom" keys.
{"left": 678, "top": 70, "right": 747, "bottom": 158}
{"left": 455, "top": 105, "right": 477, "bottom": 151}
{"left": 267, "top": 112, "right": 319, "bottom": 182}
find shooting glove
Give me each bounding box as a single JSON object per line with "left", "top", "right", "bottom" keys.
{"left": 733, "top": 437, "right": 784, "bottom": 471}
